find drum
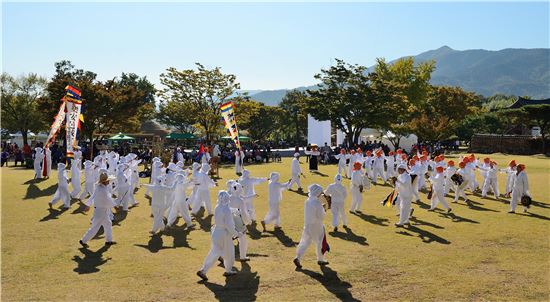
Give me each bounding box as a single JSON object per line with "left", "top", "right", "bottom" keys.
{"left": 231, "top": 208, "right": 247, "bottom": 234}
{"left": 451, "top": 174, "right": 464, "bottom": 186}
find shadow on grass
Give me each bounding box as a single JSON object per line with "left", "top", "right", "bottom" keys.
{"left": 410, "top": 217, "right": 444, "bottom": 229}
{"left": 297, "top": 265, "right": 360, "bottom": 302}
{"left": 134, "top": 234, "right": 173, "bottom": 253}
{"left": 413, "top": 199, "right": 431, "bottom": 210}
{"left": 329, "top": 227, "right": 368, "bottom": 246}
{"left": 396, "top": 225, "right": 451, "bottom": 245}
{"left": 311, "top": 171, "right": 329, "bottom": 177}
{"left": 199, "top": 262, "right": 260, "bottom": 301}
{"left": 288, "top": 188, "right": 308, "bottom": 197}
{"left": 518, "top": 212, "right": 550, "bottom": 221}
{"left": 72, "top": 245, "right": 112, "bottom": 274}
{"left": 164, "top": 225, "right": 195, "bottom": 249}
{"left": 23, "top": 178, "right": 47, "bottom": 185}
{"left": 531, "top": 200, "right": 550, "bottom": 209}
{"left": 454, "top": 199, "right": 500, "bottom": 213}
{"left": 24, "top": 183, "right": 58, "bottom": 200}
{"left": 71, "top": 202, "right": 89, "bottom": 215}
{"left": 437, "top": 212, "right": 480, "bottom": 224}
{"left": 352, "top": 212, "right": 389, "bottom": 227}
{"left": 112, "top": 210, "right": 128, "bottom": 227}
{"left": 246, "top": 223, "right": 271, "bottom": 240}
{"left": 39, "top": 207, "right": 69, "bottom": 222}
{"left": 194, "top": 212, "right": 213, "bottom": 233}
{"left": 266, "top": 228, "right": 298, "bottom": 247}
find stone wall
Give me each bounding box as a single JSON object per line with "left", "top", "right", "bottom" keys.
{"left": 469, "top": 134, "right": 546, "bottom": 155}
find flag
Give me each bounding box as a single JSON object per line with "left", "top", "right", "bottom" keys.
{"left": 45, "top": 101, "right": 66, "bottom": 148}
{"left": 382, "top": 190, "right": 399, "bottom": 207}
{"left": 321, "top": 227, "right": 330, "bottom": 254}
{"left": 64, "top": 85, "right": 82, "bottom": 159}
{"left": 220, "top": 101, "right": 241, "bottom": 149}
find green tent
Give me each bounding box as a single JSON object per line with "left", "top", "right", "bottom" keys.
{"left": 166, "top": 132, "right": 196, "bottom": 140}
{"left": 221, "top": 135, "right": 251, "bottom": 142}
{"left": 108, "top": 133, "right": 135, "bottom": 140}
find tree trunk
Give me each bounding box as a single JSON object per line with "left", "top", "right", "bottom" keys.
{"left": 21, "top": 129, "right": 28, "bottom": 146}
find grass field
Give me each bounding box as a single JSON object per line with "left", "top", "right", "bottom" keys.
{"left": 1, "top": 153, "right": 549, "bottom": 301}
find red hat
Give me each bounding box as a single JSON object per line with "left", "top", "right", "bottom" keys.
{"left": 376, "top": 151, "right": 383, "bottom": 157}
{"left": 422, "top": 151, "right": 428, "bottom": 155}
{"left": 353, "top": 162, "right": 362, "bottom": 170}
{"left": 483, "top": 158, "right": 490, "bottom": 163}
{"left": 413, "top": 155, "right": 419, "bottom": 161}
{"left": 491, "top": 161, "right": 497, "bottom": 165}
{"left": 436, "top": 166, "right": 444, "bottom": 173}
{"left": 440, "top": 154, "right": 445, "bottom": 160}
{"left": 409, "top": 159, "right": 416, "bottom": 166}
{"left": 462, "top": 157, "right": 470, "bottom": 163}
{"left": 459, "top": 162, "right": 466, "bottom": 168}
{"left": 389, "top": 151, "right": 394, "bottom": 156}
{"left": 351, "top": 150, "right": 356, "bottom": 155}
{"left": 401, "top": 154, "right": 408, "bottom": 160}
{"left": 509, "top": 160, "right": 516, "bottom": 167}
{"left": 517, "top": 164, "right": 525, "bottom": 171}
{"left": 447, "top": 160, "right": 455, "bottom": 167}
{"left": 366, "top": 151, "right": 372, "bottom": 156}
{"left": 340, "top": 149, "right": 345, "bottom": 154}
{"left": 470, "top": 153, "right": 476, "bottom": 159}
{"left": 396, "top": 149, "right": 403, "bottom": 154}
{"left": 357, "top": 148, "right": 362, "bottom": 153}
{"left": 420, "top": 155, "right": 427, "bottom": 161}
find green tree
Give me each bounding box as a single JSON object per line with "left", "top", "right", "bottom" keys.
{"left": 40, "top": 61, "right": 156, "bottom": 156}
{"left": 279, "top": 90, "right": 308, "bottom": 145}
{"left": 306, "top": 59, "right": 385, "bottom": 146}
{"left": 455, "top": 112, "right": 511, "bottom": 143}
{"left": 1, "top": 73, "right": 48, "bottom": 145}
{"left": 158, "top": 63, "right": 241, "bottom": 143}
{"left": 519, "top": 104, "right": 550, "bottom": 153}
{"left": 371, "top": 57, "right": 435, "bottom": 148}
{"left": 235, "top": 99, "right": 284, "bottom": 142}
{"left": 410, "top": 86, "right": 481, "bottom": 141}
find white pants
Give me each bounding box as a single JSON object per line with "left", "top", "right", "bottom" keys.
{"left": 398, "top": 196, "right": 412, "bottom": 225}
{"left": 412, "top": 184, "right": 420, "bottom": 202}
{"left": 430, "top": 189, "right": 450, "bottom": 210}
{"left": 510, "top": 191, "right": 526, "bottom": 212}
{"left": 372, "top": 167, "right": 386, "bottom": 183}
{"left": 244, "top": 197, "right": 256, "bottom": 221}
{"left": 151, "top": 206, "right": 165, "bottom": 233}
{"left": 34, "top": 163, "right": 42, "bottom": 179}
{"left": 505, "top": 176, "right": 514, "bottom": 195}
{"left": 81, "top": 211, "right": 113, "bottom": 243}
{"left": 263, "top": 203, "right": 281, "bottom": 226}
{"left": 338, "top": 164, "right": 348, "bottom": 178}
{"left": 350, "top": 187, "right": 362, "bottom": 212}
{"left": 80, "top": 181, "right": 95, "bottom": 199}
{"left": 167, "top": 199, "right": 193, "bottom": 227}
{"left": 444, "top": 179, "right": 455, "bottom": 195}
{"left": 331, "top": 202, "right": 348, "bottom": 227}
{"left": 385, "top": 167, "right": 395, "bottom": 180}
{"left": 191, "top": 190, "right": 213, "bottom": 215}
{"left": 116, "top": 186, "right": 133, "bottom": 211}
{"left": 237, "top": 233, "right": 248, "bottom": 259}
{"left": 200, "top": 227, "right": 234, "bottom": 274}
{"left": 51, "top": 187, "right": 71, "bottom": 208}
{"left": 296, "top": 225, "right": 325, "bottom": 262}
{"left": 482, "top": 177, "right": 499, "bottom": 198}
{"left": 71, "top": 177, "right": 82, "bottom": 199}
{"left": 454, "top": 181, "right": 470, "bottom": 202}
{"left": 289, "top": 174, "right": 302, "bottom": 190}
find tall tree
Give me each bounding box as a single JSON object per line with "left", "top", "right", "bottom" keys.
{"left": 279, "top": 90, "right": 308, "bottom": 145}
{"left": 370, "top": 57, "right": 435, "bottom": 148}
{"left": 306, "top": 59, "right": 385, "bottom": 146}
{"left": 40, "top": 61, "right": 156, "bottom": 155}
{"left": 1, "top": 73, "right": 48, "bottom": 145}
{"left": 235, "top": 99, "right": 284, "bottom": 142}
{"left": 410, "top": 86, "right": 481, "bottom": 141}
{"left": 158, "top": 63, "right": 241, "bottom": 143}
{"left": 518, "top": 104, "right": 550, "bottom": 153}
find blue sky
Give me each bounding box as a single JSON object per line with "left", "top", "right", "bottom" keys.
{"left": 2, "top": 2, "right": 549, "bottom": 90}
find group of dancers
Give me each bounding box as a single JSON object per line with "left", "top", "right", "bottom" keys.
{"left": 39, "top": 146, "right": 531, "bottom": 281}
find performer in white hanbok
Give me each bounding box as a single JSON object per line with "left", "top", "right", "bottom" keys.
{"left": 500, "top": 160, "right": 517, "bottom": 198}
{"left": 228, "top": 181, "right": 255, "bottom": 262}
{"left": 238, "top": 169, "right": 267, "bottom": 222}
{"left": 33, "top": 147, "right": 44, "bottom": 179}
{"left": 444, "top": 160, "right": 457, "bottom": 196}
{"left": 191, "top": 163, "right": 216, "bottom": 216}
{"left": 324, "top": 174, "right": 348, "bottom": 231}
{"left": 293, "top": 184, "right": 329, "bottom": 269}
{"left": 480, "top": 160, "right": 499, "bottom": 199}
{"left": 334, "top": 149, "right": 349, "bottom": 178}
{"left": 235, "top": 148, "right": 245, "bottom": 176}
{"left": 196, "top": 191, "right": 239, "bottom": 281}
{"left": 43, "top": 147, "right": 52, "bottom": 178}
{"left": 167, "top": 172, "right": 195, "bottom": 229}
{"left": 79, "top": 171, "right": 117, "bottom": 248}
{"left": 261, "top": 172, "right": 290, "bottom": 232}
{"left": 509, "top": 164, "right": 530, "bottom": 213}
{"left": 428, "top": 166, "right": 452, "bottom": 212}
{"left": 395, "top": 164, "right": 413, "bottom": 227}
{"left": 49, "top": 163, "right": 71, "bottom": 209}
{"left": 289, "top": 153, "right": 304, "bottom": 191}
{"left": 349, "top": 162, "right": 364, "bottom": 214}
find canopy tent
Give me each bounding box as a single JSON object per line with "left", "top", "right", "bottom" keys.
{"left": 166, "top": 132, "right": 196, "bottom": 140}
{"left": 108, "top": 133, "right": 135, "bottom": 140}
{"left": 221, "top": 135, "right": 251, "bottom": 142}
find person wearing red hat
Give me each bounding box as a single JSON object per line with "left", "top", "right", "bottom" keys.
{"left": 347, "top": 149, "right": 358, "bottom": 178}
{"left": 408, "top": 158, "right": 422, "bottom": 202}
{"left": 510, "top": 164, "right": 530, "bottom": 213}
{"left": 479, "top": 160, "right": 499, "bottom": 200}
{"left": 362, "top": 150, "right": 373, "bottom": 179}
{"left": 464, "top": 156, "right": 479, "bottom": 193}
{"left": 428, "top": 166, "right": 452, "bottom": 213}
{"left": 372, "top": 151, "right": 386, "bottom": 185}
{"left": 500, "top": 160, "right": 517, "bottom": 198}
{"left": 444, "top": 160, "right": 457, "bottom": 196}
{"left": 349, "top": 162, "right": 365, "bottom": 214}
{"left": 453, "top": 162, "right": 471, "bottom": 203}
{"left": 334, "top": 149, "right": 350, "bottom": 178}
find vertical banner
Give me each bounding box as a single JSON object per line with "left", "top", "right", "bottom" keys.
{"left": 64, "top": 85, "right": 82, "bottom": 159}
{"left": 45, "top": 101, "right": 66, "bottom": 148}
{"left": 220, "top": 101, "right": 241, "bottom": 149}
